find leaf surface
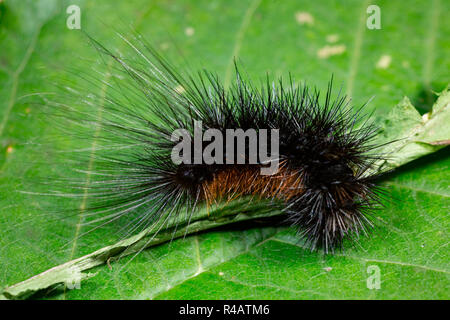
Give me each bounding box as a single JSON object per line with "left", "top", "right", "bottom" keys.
{"left": 0, "top": 0, "right": 449, "bottom": 299}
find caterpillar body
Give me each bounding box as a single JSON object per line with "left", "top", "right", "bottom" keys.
{"left": 45, "top": 35, "right": 385, "bottom": 253}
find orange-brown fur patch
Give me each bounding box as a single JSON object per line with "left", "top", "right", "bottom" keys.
{"left": 201, "top": 163, "right": 304, "bottom": 206}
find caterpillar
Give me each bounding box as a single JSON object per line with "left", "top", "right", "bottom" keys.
{"left": 43, "top": 34, "right": 386, "bottom": 253}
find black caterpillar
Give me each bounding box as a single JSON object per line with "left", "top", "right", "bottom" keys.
{"left": 45, "top": 35, "right": 385, "bottom": 253}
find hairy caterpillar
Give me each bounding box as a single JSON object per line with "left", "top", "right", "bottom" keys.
{"left": 42, "top": 34, "right": 387, "bottom": 253}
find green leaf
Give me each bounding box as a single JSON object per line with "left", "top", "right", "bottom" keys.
{"left": 372, "top": 87, "right": 450, "bottom": 174}
{"left": 1, "top": 199, "right": 281, "bottom": 299}
{"left": 0, "top": 0, "right": 449, "bottom": 300}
